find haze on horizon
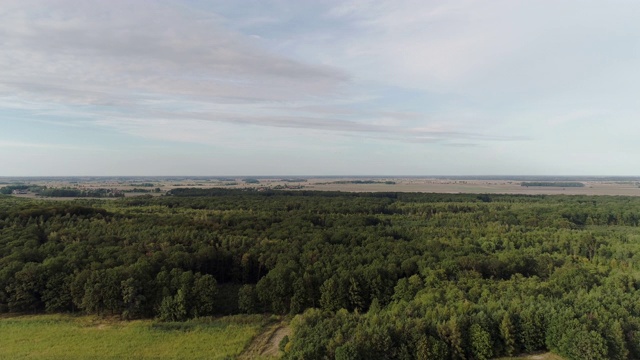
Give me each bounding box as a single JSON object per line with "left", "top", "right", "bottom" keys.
{"left": 1, "top": 0, "right": 639, "bottom": 176}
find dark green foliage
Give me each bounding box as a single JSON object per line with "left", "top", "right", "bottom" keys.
{"left": 129, "top": 183, "right": 155, "bottom": 187}
{"left": 37, "top": 187, "right": 124, "bottom": 197}
{"left": 159, "top": 289, "right": 188, "bottom": 321}
{"left": 320, "top": 277, "right": 347, "bottom": 312}
{"left": 0, "top": 185, "right": 30, "bottom": 194}
{"left": 238, "top": 284, "right": 258, "bottom": 313}
{"left": 519, "top": 307, "right": 546, "bottom": 353}
{"left": 2, "top": 191, "right": 640, "bottom": 358}
{"left": 279, "top": 335, "right": 290, "bottom": 352}
{"left": 191, "top": 274, "right": 218, "bottom": 317}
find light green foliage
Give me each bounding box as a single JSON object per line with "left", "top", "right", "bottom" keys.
{"left": 470, "top": 323, "right": 493, "bottom": 360}
{"left": 500, "top": 313, "right": 518, "bottom": 356}
{"left": 566, "top": 329, "right": 608, "bottom": 360}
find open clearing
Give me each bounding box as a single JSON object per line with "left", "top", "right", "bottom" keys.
{"left": 0, "top": 314, "right": 266, "bottom": 360}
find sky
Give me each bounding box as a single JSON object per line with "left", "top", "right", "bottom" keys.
{"left": 1, "top": 0, "right": 640, "bottom": 176}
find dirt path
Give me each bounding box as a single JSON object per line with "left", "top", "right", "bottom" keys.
{"left": 239, "top": 322, "right": 291, "bottom": 359}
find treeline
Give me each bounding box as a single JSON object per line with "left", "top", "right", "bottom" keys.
{"left": 128, "top": 183, "right": 156, "bottom": 187}
{"left": 319, "top": 180, "right": 396, "bottom": 185}
{"left": 0, "top": 185, "right": 43, "bottom": 194}
{"left": 2, "top": 191, "right": 640, "bottom": 359}
{"left": 0, "top": 185, "right": 124, "bottom": 198}
{"left": 521, "top": 182, "right": 585, "bottom": 187}
{"left": 123, "top": 188, "right": 162, "bottom": 193}
{"left": 0, "top": 185, "right": 28, "bottom": 194}
{"left": 37, "top": 188, "right": 124, "bottom": 198}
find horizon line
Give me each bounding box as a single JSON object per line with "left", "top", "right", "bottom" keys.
{"left": 1, "top": 175, "right": 640, "bottom": 178}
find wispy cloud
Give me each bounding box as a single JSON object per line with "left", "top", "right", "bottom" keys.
{"left": 0, "top": 2, "right": 347, "bottom": 102}
{"left": 0, "top": 0, "right": 524, "bottom": 147}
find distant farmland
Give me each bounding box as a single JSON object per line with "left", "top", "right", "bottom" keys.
{"left": 2, "top": 176, "right": 640, "bottom": 197}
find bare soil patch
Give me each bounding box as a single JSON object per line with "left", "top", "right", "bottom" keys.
{"left": 239, "top": 321, "right": 290, "bottom": 360}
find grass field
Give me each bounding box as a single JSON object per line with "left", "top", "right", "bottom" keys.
{"left": 0, "top": 314, "right": 269, "bottom": 360}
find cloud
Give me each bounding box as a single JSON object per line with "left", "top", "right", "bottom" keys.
{"left": 0, "top": 0, "right": 531, "bottom": 148}
{"left": 283, "top": 0, "right": 640, "bottom": 110}
{"left": 0, "top": 0, "right": 348, "bottom": 106}
{"left": 91, "top": 107, "right": 526, "bottom": 147}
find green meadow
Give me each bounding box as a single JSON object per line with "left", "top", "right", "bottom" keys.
{"left": 0, "top": 314, "right": 266, "bottom": 359}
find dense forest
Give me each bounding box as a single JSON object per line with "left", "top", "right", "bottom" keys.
{"left": 1, "top": 189, "right": 640, "bottom": 359}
